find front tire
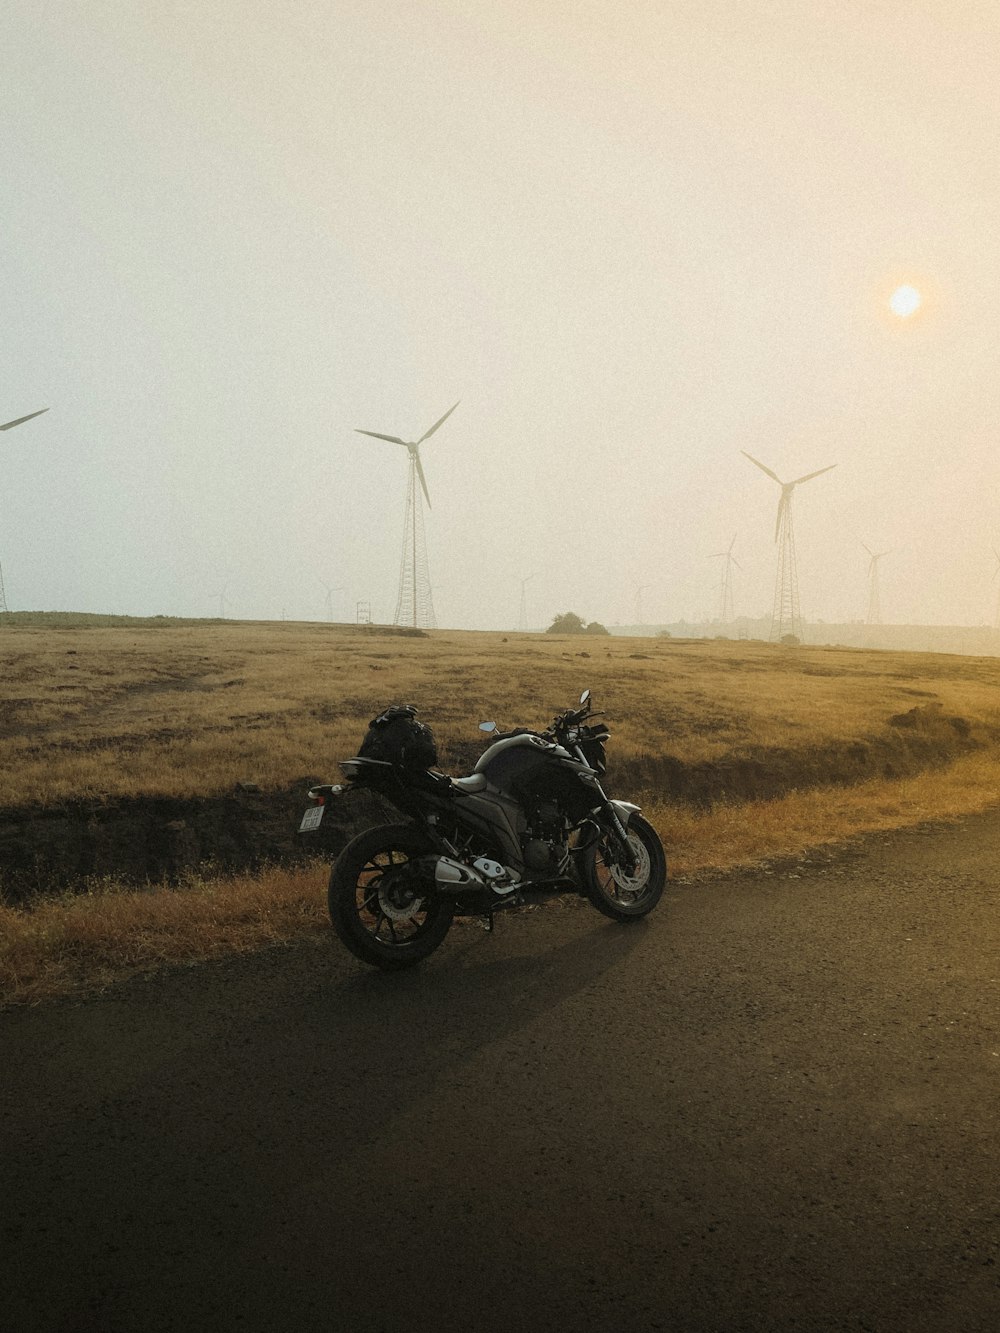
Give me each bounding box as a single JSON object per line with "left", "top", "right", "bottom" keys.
{"left": 579, "top": 812, "right": 666, "bottom": 921}
{"left": 328, "top": 823, "right": 453, "bottom": 969}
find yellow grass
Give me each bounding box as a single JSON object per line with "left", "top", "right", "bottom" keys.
{"left": 0, "top": 864, "right": 330, "bottom": 1008}
{"left": 3, "top": 621, "right": 1000, "bottom": 806}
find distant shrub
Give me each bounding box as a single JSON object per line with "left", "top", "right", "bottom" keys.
{"left": 547, "top": 612, "right": 608, "bottom": 635}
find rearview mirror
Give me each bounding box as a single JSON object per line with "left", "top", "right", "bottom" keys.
{"left": 579, "top": 689, "right": 591, "bottom": 706}
{"left": 479, "top": 721, "right": 497, "bottom": 733}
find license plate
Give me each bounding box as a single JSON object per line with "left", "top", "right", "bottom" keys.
{"left": 299, "top": 805, "right": 325, "bottom": 833}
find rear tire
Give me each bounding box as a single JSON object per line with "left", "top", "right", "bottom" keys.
{"left": 579, "top": 813, "right": 666, "bottom": 921}
{"left": 328, "top": 823, "right": 453, "bottom": 969}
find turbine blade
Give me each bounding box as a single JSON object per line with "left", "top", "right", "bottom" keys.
{"left": 728, "top": 533, "right": 737, "bottom": 553}
{"left": 355, "top": 429, "right": 408, "bottom": 446}
{"left": 742, "top": 451, "right": 782, "bottom": 484}
{"left": 0, "top": 407, "right": 48, "bottom": 431}
{"left": 732, "top": 558, "right": 743, "bottom": 570}
{"left": 791, "top": 463, "right": 837, "bottom": 486}
{"left": 415, "top": 451, "right": 432, "bottom": 508}
{"left": 862, "top": 543, "right": 874, "bottom": 558}
{"left": 417, "top": 400, "right": 460, "bottom": 444}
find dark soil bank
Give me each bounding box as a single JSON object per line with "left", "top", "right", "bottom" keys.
{"left": 0, "top": 704, "right": 979, "bottom": 903}
{"left": 0, "top": 782, "right": 377, "bottom": 906}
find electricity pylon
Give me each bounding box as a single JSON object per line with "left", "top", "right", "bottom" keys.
{"left": 355, "top": 402, "right": 459, "bottom": 629}
{"left": 710, "top": 534, "right": 740, "bottom": 622}
{"left": 863, "top": 544, "right": 890, "bottom": 626}
{"left": 743, "top": 452, "right": 836, "bottom": 642}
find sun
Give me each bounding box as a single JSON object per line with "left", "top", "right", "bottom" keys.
{"left": 889, "top": 284, "right": 922, "bottom": 318}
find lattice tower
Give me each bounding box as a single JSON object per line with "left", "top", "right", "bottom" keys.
{"left": 771, "top": 499, "right": 803, "bottom": 641}
{"left": 394, "top": 457, "right": 436, "bottom": 629}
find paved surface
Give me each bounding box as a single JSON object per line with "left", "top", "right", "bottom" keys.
{"left": 2, "top": 812, "right": 1000, "bottom": 1332}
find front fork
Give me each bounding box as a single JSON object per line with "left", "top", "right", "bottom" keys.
{"left": 580, "top": 767, "right": 639, "bottom": 876}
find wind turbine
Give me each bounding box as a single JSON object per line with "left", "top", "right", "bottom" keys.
{"left": 355, "top": 401, "right": 459, "bottom": 629}
{"left": 991, "top": 548, "right": 1000, "bottom": 631}
{"left": 862, "top": 544, "right": 890, "bottom": 626}
{"left": 743, "top": 452, "right": 836, "bottom": 642}
{"left": 710, "top": 534, "right": 741, "bottom": 623}
{"left": 319, "top": 580, "right": 344, "bottom": 623}
{"left": 633, "top": 581, "right": 652, "bottom": 626}
{"left": 211, "top": 583, "right": 229, "bottom": 620}
{"left": 517, "top": 573, "right": 536, "bottom": 632}
{"left": 0, "top": 408, "right": 48, "bottom": 614}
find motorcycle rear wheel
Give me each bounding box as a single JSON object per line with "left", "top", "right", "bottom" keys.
{"left": 328, "top": 823, "right": 454, "bottom": 969}
{"left": 579, "top": 813, "right": 666, "bottom": 921}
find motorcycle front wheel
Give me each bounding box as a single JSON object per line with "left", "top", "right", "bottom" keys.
{"left": 328, "top": 823, "right": 454, "bottom": 969}
{"left": 578, "top": 813, "right": 666, "bottom": 921}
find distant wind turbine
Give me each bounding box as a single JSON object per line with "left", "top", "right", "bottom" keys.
{"left": 319, "top": 580, "right": 344, "bottom": 623}
{"left": 517, "top": 573, "right": 536, "bottom": 632}
{"left": 212, "top": 584, "right": 230, "bottom": 620}
{"left": 633, "top": 582, "right": 652, "bottom": 626}
{"left": 710, "top": 534, "right": 741, "bottom": 623}
{"left": 743, "top": 452, "right": 836, "bottom": 641}
{"left": 992, "top": 548, "right": 1000, "bottom": 631}
{"left": 862, "top": 544, "right": 891, "bottom": 626}
{"left": 355, "top": 401, "right": 459, "bottom": 629}
{"left": 1, "top": 408, "right": 49, "bottom": 615}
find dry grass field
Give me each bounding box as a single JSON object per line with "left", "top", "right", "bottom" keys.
{"left": 4, "top": 618, "right": 1000, "bottom": 807}
{"left": 4, "top": 618, "right": 1000, "bottom": 1005}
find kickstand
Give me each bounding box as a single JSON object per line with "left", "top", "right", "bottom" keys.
{"left": 479, "top": 907, "right": 495, "bottom": 933}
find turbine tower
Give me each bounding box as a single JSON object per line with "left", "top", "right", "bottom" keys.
{"left": 743, "top": 452, "right": 836, "bottom": 642}
{"left": 710, "top": 534, "right": 740, "bottom": 623}
{"left": 355, "top": 401, "right": 459, "bottom": 629}
{"left": 992, "top": 548, "right": 1000, "bottom": 631}
{"left": 863, "top": 544, "right": 890, "bottom": 626}
{"left": 1, "top": 409, "right": 48, "bottom": 618}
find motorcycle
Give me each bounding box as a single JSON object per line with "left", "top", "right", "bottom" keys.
{"left": 300, "top": 690, "right": 666, "bottom": 969}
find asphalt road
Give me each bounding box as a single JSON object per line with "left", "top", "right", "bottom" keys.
{"left": 2, "top": 812, "right": 999, "bottom": 1333}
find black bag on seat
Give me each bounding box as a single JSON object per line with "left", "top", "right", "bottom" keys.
{"left": 358, "top": 705, "right": 439, "bottom": 768}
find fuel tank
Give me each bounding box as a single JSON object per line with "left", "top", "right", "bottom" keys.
{"left": 474, "top": 734, "right": 574, "bottom": 790}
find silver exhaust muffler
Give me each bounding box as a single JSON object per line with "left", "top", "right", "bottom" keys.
{"left": 431, "top": 856, "right": 517, "bottom": 895}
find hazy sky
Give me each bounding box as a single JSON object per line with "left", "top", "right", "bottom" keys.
{"left": 4, "top": 1, "right": 1000, "bottom": 629}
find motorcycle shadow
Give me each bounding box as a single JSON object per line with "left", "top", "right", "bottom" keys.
{"left": 321, "top": 910, "right": 650, "bottom": 1112}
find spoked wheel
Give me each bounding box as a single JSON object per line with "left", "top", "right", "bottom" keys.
{"left": 328, "top": 823, "right": 454, "bottom": 969}
{"left": 578, "top": 813, "right": 666, "bottom": 921}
